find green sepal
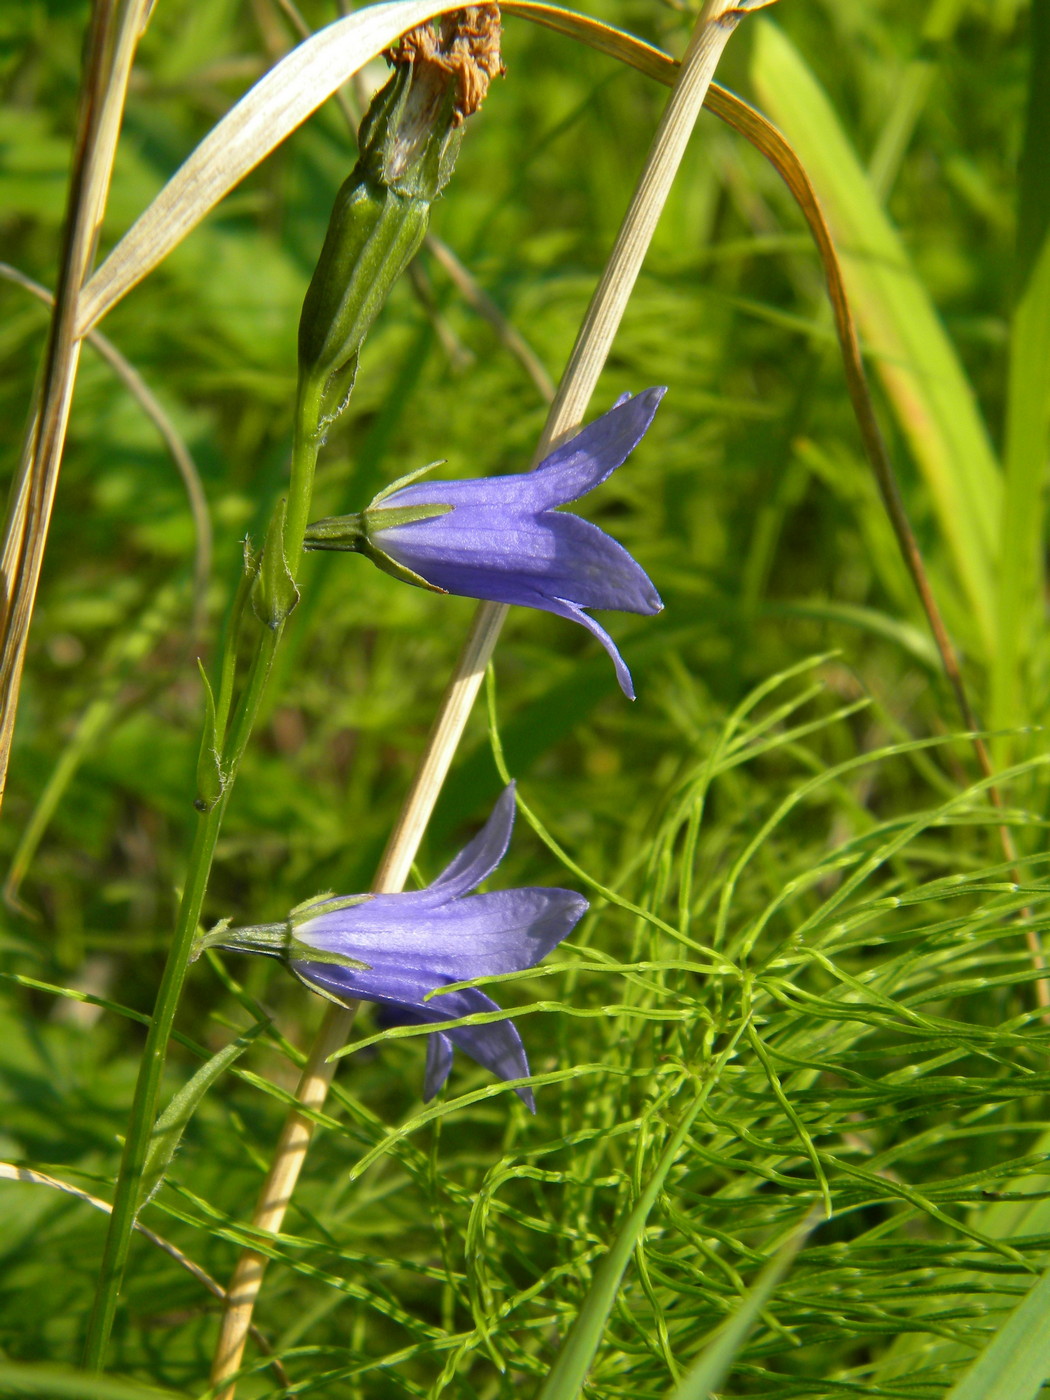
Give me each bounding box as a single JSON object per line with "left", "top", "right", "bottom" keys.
{"left": 287, "top": 936, "right": 371, "bottom": 971}
{"left": 303, "top": 501, "right": 453, "bottom": 593}
{"left": 289, "top": 963, "right": 357, "bottom": 1009}
{"left": 361, "top": 535, "right": 449, "bottom": 593}
{"left": 303, "top": 514, "right": 368, "bottom": 553}
{"left": 296, "top": 59, "right": 464, "bottom": 438}
{"left": 369, "top": 502, "right": 453, "bottom": 531}
{"left": 316, "top": 352, "right": 358, "bottom": 438}
{"left": 368, "top": 460, "right": 446, "bottom": 508}
{"left": 193, "top": 915, "right": 370, "bottom": 972}
{"left": 251, "top": 497, "right": 300, "bottom": 629}
{"left": 289, "top": 892, "right": 372, "bottom": 924}
{"left": 193, "top": 659, "right": 225, "bottom": 813}
{"left": 298, "top": 182, "right": 429, "bottom": 430}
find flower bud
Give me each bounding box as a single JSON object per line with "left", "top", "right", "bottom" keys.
{"left": 297, "top": 6, "right": 503, "bottom": 432}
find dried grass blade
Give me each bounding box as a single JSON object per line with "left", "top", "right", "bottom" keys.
{"left": 0, "top": 0, "right": 154, "bottom": 813}
{"left": 0, "top": 1164, "right": 286, "bottom": 1385}
{"left": 750, "top": 21, "right": 1001, "bottom": 651}
{"left": 507, "top": 4, "right": 1000, "bottom": 829}
{"left": 0, "top": 262, "right": 211, "bottom": 639}
{"left": 77, "top": 0, "right": 489, "bottom": 336}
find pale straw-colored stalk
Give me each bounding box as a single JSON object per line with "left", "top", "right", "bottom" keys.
{"left": 210, "top": 2, "right": 766, "bottom": 1393}
{"left": 0, "top": 0, "right": 154, "bottom": 812}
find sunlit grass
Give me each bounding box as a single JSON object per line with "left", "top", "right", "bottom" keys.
{"left": 1, "top": 1, "right": 1048, "bottom": 1396}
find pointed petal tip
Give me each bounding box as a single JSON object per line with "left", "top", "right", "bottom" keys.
{"left": 428, "top": 782, "right": 517, "bottom": 897}
{"left": 624, "top": 384, "right": 667, "bottom": 421}
{"left": 423, "top": 1031, "right": 455, "bottom": 1102}
{"left": 516, "top": 1083, "right": 536, "bottom": 1113}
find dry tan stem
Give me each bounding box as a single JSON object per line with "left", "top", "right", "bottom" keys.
{"left": 210, "top": 2, "right": 755, "bottom": 1394}
{"left": 0, "top": 0, "right": 154, "bottom": 813}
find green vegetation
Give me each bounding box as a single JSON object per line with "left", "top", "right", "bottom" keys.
{"left": 2, "top": 1, "right": 1050, "bottom": 1396}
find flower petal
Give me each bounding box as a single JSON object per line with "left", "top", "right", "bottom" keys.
{"left": 429, "top": 782, "right": 516, "bottom": 897}
{"left": 296, "top": 886, "right": 587, "bottom": 986}
{"left": 291, "top": 969, "right": 535, "bottom": 1109}
{"left": 381, "top": 387, "right": 665, "bottom": 515}
{"left": 526, "top": 386, "right": 666, "bottom": 508}
{"left": 430, "top": 986, "right": 535, "bottom": 1110}
{"left": 542, "top": 596, "right": 639, "bottom": 699}
{"left": 296, "top": 785, "right": 516, "bottom": 924}
{"left": 375, "top": 506, "right": 661, "bottom": 617}
{"left": 533, "top": 511, "right": 662, "bottom": 613}
{"left": 424, "top": 1031, "right": 455, "bottom": 1101}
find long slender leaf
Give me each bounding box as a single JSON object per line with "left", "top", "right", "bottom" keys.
{"left": 667, "top": 1215, "right": 813, "bottom": 1400}
{"left": 750, "top": 20, "right": 1002, "bottom": 654}
{"left": 991, "top": 0, "right": 1050, "bottom": 740}
{"left": 943, "top": 1260, "right": 1050, "bottom": 1400}
{"left": 537, "top": 1027, "right": 748, "bottom": 1400}
{"left": 77, "top": 0, "right": 483, "bottom": 334}
{"left": 140, "top": 1024, "right": 264, "bottom": 1205}
{"left": 0, "top": 1362, "right": 184, "bottom": 1399}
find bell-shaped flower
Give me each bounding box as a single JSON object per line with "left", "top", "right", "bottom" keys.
{"left": 304, "top": 387, "right": 666, "bottom": 699}
{"left": 200, "top": 785, "right": 586, "bottom": 1109}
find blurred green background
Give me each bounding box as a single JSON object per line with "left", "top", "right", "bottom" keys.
{"left": 2, "top": 1, "right": 1050, "bottom": 1396}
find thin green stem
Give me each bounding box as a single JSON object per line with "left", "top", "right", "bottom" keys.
{"left": 83, "top": 394, "right": 322, "bottom": 1370}
{"left": 284, "top": 376, "right": 325, "bottom": 564}
{"left": 82, "top": 793, "right": 226, "bottom": 1368}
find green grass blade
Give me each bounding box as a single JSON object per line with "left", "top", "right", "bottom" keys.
{"left": 943, "top": 1261, "right": 1050, "bottom": 1400}
{"left": 750, "top": 20, "right": 1001, "bottom": 655}
{"left": 991, "top": 0, "right": 1050, "bottom": 740}
{"left": 0, "top": 1362, "right": 184, "bottom": 1399}
{"left": 667, "top": 1216, "right": 812, "bottom": 1400}
{"left": 140, "top": 1024, "right": 264, "bottom": 1205}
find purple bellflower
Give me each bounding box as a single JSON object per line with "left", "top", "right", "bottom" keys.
{"left": 304, "top": 387, "right": 667, "bottom": 699}
{"left": 201, "top": 785, "right": 586, "bottom": 1109}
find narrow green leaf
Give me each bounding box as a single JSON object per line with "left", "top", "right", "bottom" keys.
{"left": 750, "top": 20, "right": 1001, "bottom": 655}
{"left": 944, "top": 1261, "right": 1050, "bottom": 1400}
{"left": 668, "top": 1215, "right": 813, "bottom": 1400}
{"left": 991, "top": 0, "right": 1050, "bottom": 742}
{"left": 0, "top": 1362, "right": 184, "bottom": 1399}
{"left": 140, "top": 1025, "right": 264, "bottom": 1205}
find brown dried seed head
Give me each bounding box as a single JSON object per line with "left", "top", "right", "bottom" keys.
{"left": 387, "top": 4, "right": 504, "bottom": 124}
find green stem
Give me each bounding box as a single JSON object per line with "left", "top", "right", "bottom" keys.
{"left": 83, "top": 395, "right": 321, "bottom": 1370}
{"left": 284, "top": 377, "right": 324, "bottom": 565}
